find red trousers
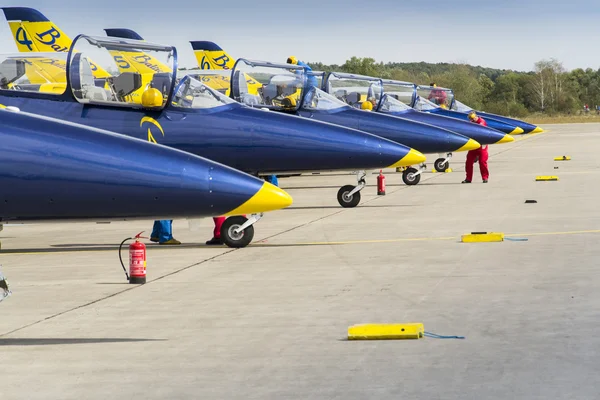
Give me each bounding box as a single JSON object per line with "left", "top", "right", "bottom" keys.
{"left": 213, "top": 217, "right": 226, "bottom": 238}
{"left": 213, "top": 215, "right": 247, "bottom": 238}
{"left": 465, "top": 146, "right": 489, "bottom": 181}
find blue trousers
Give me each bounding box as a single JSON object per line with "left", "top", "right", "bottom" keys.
{"left": 266, "top": 175, "right": 278, "bottom": 186}
{"left": 151, "top": 220, "right": 173, "bottom": 243}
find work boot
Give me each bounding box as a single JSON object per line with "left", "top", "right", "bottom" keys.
{"left": 159, "top": 238, "right": 181, "bottom": 245}
{"left": 150, "top": 237, "right": 159, "bottom": 243}
{"left": 482, "top": 180, "right": 488, "bottom": 183}
{"left": 462, "top": 180, "right": 471, "bottom": 184}
{"left": 205, "top": 237, "right": 223, "bottom": 245}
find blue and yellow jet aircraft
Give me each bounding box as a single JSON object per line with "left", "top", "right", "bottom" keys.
{"left": 179, "top": 40, "right": 484, "bottom": 187}
{"left": 130, "top": 38, "right": 483, "bottom": 189}
{"left": 102, "top": 32, "right": 515, "bottom": 187}
{"left": 0, "top": 107, "right": 292, "bottom": 227}
{"left": 446, "top": 95, "right": 543, "bottom": 134}
{"left": 312, "top": 74, "right": 515, "bottom": 184}
{"left": 413, "top": 84, "right": 528, "bottom": 135}
{"left": 0, "top": 7, "right": 425, "bottom": 214}
{"left": 187, "top": 40, "right": 532, "bottom": 138}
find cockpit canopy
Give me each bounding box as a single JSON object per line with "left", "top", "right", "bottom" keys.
{"left": 381, "top": 80, "right": 417, "bottom": 107}
{"left": 302, "top": 86, "right": 351, "bottom": 112}
{"left": 171, "top": 75, "right": 236, "bottom": 110}
{"left": 416, "top": 84, "right": 454, "bottom": 109}
{"left": 451, "top": 99, "right": 473, "bottom": 112}
{"left": 184, "top": 70, "right": 233, "bottom": 97}
{"left": 322, "top": 72, "right": 383, "bottom": 111}
{"left": 63, "top": 35, "right": 175, "bottom": 110}
{"left": 414, "top": 96, "right": 441, "bottom": 111}
{"left": 378, "top": 93, "right": 413, "bottom": 113}
{"left": 229, "top": 59, "right": 306, "bottom": 111}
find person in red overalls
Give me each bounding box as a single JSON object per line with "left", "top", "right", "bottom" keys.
{"left": 462, "top": 111, "right": 489, "bottom": 184}
{"left": 428, "top": 83, "right": 447, "bottom": 107}
{"left": 206, "top": 217, "right": 227, "bottom": 245}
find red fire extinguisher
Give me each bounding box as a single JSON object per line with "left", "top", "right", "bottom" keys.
{"left": 377, "top": 170, "right": 386, "bottom": 195}
{"left": 119, "top": 231, "right": 148, "bottom": 284}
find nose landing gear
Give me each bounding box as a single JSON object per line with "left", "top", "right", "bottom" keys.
{"left": 337, "top": 170, "right": 366, "bottom": 208}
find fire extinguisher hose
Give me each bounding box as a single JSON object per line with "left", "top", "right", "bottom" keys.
{"left": 118, "top": 237, "right": 133, "bottom": 280}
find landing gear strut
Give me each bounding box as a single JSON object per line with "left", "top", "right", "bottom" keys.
{"left": 337, "top": 170, "right": 366, "bottom": 208}
{"left": 220, "top": 213, "right": 262, "bottom": 248}
{"left": 434, "top": 153, "right": 452, "bottom": 172}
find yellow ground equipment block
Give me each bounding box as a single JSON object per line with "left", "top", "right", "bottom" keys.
{"left": 348, "top": 323, "right": 424, "bottom": 340}
{"left": 554, "top": 156, "right": 571, "bottom": 161}
{"left": 536, "top": 176, "right": 559, "bottom": 181}
{"left": 461, "top": 232, "right": 504, "bottom": 243}
{"left": 432, "top": 168, "right": 452, "bottom": 173}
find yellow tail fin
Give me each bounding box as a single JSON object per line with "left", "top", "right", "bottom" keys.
{"left": 2, "top": 7, "right": 110, "bottom": 78}
{"left": 190, "top": 41, "right": 236, "bottom": 70}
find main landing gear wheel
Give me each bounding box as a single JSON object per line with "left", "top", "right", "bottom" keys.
{"left": 220, "top": 216, "right": 255, "bottom": 248}
{"left": 402, "top": 167, "right": 421, "bottom": 185}
{"left": 434, "top": 158, "right": 449, "bottom": 173}
{"left": 337, "top": 185, "right": 361, "bottom": 208}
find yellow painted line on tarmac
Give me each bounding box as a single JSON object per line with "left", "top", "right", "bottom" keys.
{"left": 2, "top": 229, "right": 600, "bottom": 255}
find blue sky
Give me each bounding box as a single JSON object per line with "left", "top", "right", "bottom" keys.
{"left": 0, "top": 0, "right": 598, "bottom": 71}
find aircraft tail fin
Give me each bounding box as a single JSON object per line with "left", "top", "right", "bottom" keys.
{"left": 103, "top": 28, "right": 172, "bottom": 75}
{"left": 2, "top": 7, "right": 72, "bottom": 53}
{"left": 104, "top": 28, "right": 144, "bottom": 41}
{"left": 190, "top": 41, "right": 236, "bottom": 70}
{"left": 2, "top": 7, "right": 111, "bottom": 78}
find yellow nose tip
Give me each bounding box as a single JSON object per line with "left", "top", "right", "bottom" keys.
{"left": 531, "top": 126, "right": 544, "bottom": 134}
{"left": 510, "top": 127, "right": 525, "bottom": 135}
{"left": 388, "top": 148, "right": 427, "bottom": 168}
{"left": 224, "top": 182, "right": 293, "bottom": 216}
{"left": 496, "top": 134, "right": 515, "bottom": 144}
{"left": 456, "top": 138, "right": 481, "bottom": 152}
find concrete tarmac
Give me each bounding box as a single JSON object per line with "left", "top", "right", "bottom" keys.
{"left": 1, "top": 124, "right": 599, "bottom": 400}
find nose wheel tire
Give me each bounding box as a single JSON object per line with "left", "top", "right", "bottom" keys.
{"left": 220, "top": 216, "right": 255, "bottom": 248}
{"left": 337, "top": 185, "right": 361, "bottom": 208}
{"left": 402, "top": 167, "right": 421, "bottom": 185}
{"left": 434, "top": 158, "right": 449, "bottom": 173}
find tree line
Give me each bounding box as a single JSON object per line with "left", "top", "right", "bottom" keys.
{"left": 308, "top": 58, "right": 600, "bottom": 117}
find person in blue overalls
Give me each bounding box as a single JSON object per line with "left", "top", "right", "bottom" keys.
{"left": 150, "top": 220, "right": 181, "bottom": 245}
{"left": 287, "top": 56, "right": 319, "bottom": 89}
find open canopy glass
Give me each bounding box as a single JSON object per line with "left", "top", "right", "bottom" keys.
{"left": 323, "top": 72, "right": 383, "bottom": 110}
{"left": 68, "top": 35, "right": 176, "bottom": 109}
{"left": 171, "top": 75, "right": 236, "bottom": 109}
{"left": 416, "top": 84, "right": 454, "bottom": 109}
{"left": 381, "top": 79, "right": 417, "bottom": 107}
{"left": 451, "top": 99, "right": 473, "bottom": 112}
{"left": 302, "top": 86, "right": 351, "bottom": 112}
{"left": 229, "top": 59, "right": 306, "bottom": 111}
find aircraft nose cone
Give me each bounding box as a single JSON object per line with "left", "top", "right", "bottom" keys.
{"left": 496, "top": 134, "right": 515, "bottom": 144}
{"left": 367, "top": 133, "right": 427, "bottom": 169}
{"left": 510, "top": 127, "right": 525, "bottom": 135}
{"left": 206, "top": 163, "right": 293, "bottom": 215}
{"left": 531, "top": 126, "right": 544, "bottom": 134}
{"left": 389, "top": 148, "right": 427, "bottom": 167}
{"left": 225, "top": 181, "right": 293, "bottom": 216}
{"left": 455, "top": 138, "right": 481, "bottom": 152}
